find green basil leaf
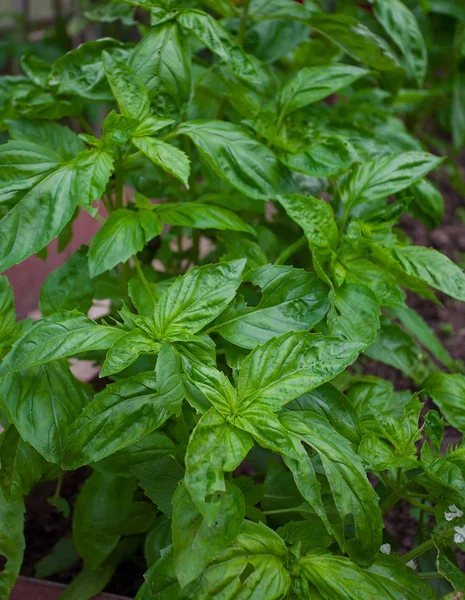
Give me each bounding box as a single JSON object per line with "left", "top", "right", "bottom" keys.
{"left": 63, "top": 342, "right": 184, "bottom": 468}
{"left": 0, "top": 360, "right": 88, "bottom": 463}
{"left": 390, "top": 304, "right": 454, "bottom": 369}
{"left": 0, "top": 276, "right": 17, "bottom": 349}
{"left": 195, "top": 521, "right": 290, "bottom": 599}
{"left": 279, "top": 135, "right": 355, "bottom": 178}
{"left": 299, "top": 553, "right": 387, "bottom": 598}
{"left": 89, "top": 209, "right": 163, "bottom": 277}
{"left": 327, "top": 283, "right": 380, "bottom": 346}
{"left": 20, "top": 52, "right": 52, "bottom": 89}
{"left": 34, "top": 537, "right": 80, "bottom": 580}
{"left": 93, "top": 430, "right": 175, "bottom": 476}
{"left": 184, "top": 409, "right": 253, "bottom": 522}
{"left": 134, "top": 455, "right": 184, "bottom": 516}
{"left": 100, "top": 328, "right": 160, "bottom": 378}
{"left": 214, "top": 264, "right": 330, "bottom": 349}
{"left": 50, "top": 39, "right": 132, "bottom": 101}
{"left": 281, "top": 412, "right": 383, "bottom": 565}
{"left": 286, "top": 383, "right": 361, "bottom": 446}
{"left": 155, "top": 202, "right": 254, "bottom": 234}
{"left": 177, "top": 10, "right": 257, "bottom": 83}
{"left": 391, "top": 245, "right": 465, "bottom": 301}
{"left": 279, "top": 65, "right": 368, "bottom": 118}
{"left": 0, "top": 312, "right": 123, "bottom": 376}
{"left": 102, "top": 50, "right": 150, "bottom": 120}
{"left": 183, "top": 362, "right": 236, "bottom": 417}
{"left": 73, "top": 471, "right": 152, "bottom": 567}
{"left": 133, "top": 137, "right": 191, "bottom": 188}
{"left": 39, "top": 246, "right": 95, "bottom": 316}
{"left": 453, "top": 71, "right": 465, "bottom": 151}
{"left": 172, "top": 481, "right": 244, "bottom": 587}
{"left": 408, "top": 179, "right": 444, "bottom": 230}
{"left": 155, "top": 259, "right": 245, "bottom": 338}
{"left": 423, "top": 373, "right": 465, "bottom": 435}
{"left": 0, "top": 426, "right": 47, "bottom": 503}
{"left": 6, "top": 120, "right": 84, "bottom": 156}
{"left": 237, "top": 332, "right": 363, "bottom": 412}
{"left": 421, "top": 442, "right": 465, "bottom": 500}
{"left": 340, "top": 152, "right": 444, "bottom": 213}
{"left": 372, "top": 0, "right": 427, "bottom": 86}
{"left": 364, "top": 320, "right": 434, "bottom": 384}
{"left": 308, "top": 14, "right": 403, "bottom": 72}
{"left": 74, "top": 147, "right": 114, "bottom": 214}
{"left": 365, "top": 555, "right": 438, "bottom": 599}
{"left": 437, "top": 548, "right": 465, "bottom": 593}
{"left": 344, "top": 258, "right": 405, "bottom": 307}
{"left": 131, "top": 22, "right": 191, "bottom": 117}
{"left": 277, "top": 193, "right": 338, "bottom": 253}
{"left": 0, "top": 490, "right": 24, "bottom": 598}
{"left": 176, "top": 121, "right": 293, "bottom": 200}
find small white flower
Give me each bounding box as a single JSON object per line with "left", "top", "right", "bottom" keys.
{"left": 454, "top": 525, "right": 465, "bottom": 544}
{"left": 445, "top": 505, "right": 464, "bottom": 521}
{"left": 406, "top": 560, "right": 416, "bottom": 570}
{"left": 380, "top": 543, "right": 391, "bottom": 555}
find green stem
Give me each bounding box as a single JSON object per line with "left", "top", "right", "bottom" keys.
{"left": 238, "top": 0, "right": 251, "bottom": 45}
{"left": 263, "top": 506, "right": 309, "bottom": 516}
{"left": 115, "top": 156, "right": 124, "bottom": 209}
{"left": 404, "top": 497, "right": 435, "bottom": 513}
{"left": 418, "top": 572, "right": 442, "bottom": 579}
{"left": 275, "top": 236, "right": 307, "bottom": 265}
{"left": 79, "top": 114, "right": 94, "bottom": 136}
{"left": 401, "top": 539, "right": 435, "bottom": 565}
{"left": 133, "top": 256, "right": 157, "bottom": 307}
{"left": 53, "top": 476, "right": 63, "bottom": 501}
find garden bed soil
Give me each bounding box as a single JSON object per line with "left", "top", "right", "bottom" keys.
{"left": 15, "top": 168, "right": 465, "bottom": 596}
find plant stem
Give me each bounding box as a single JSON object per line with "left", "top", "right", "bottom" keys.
{"left": 401, "top": 539, "right": 434, "bottom": 565}
{"left": 263, "top": 506, "right": 310, "bottom": 515}
{"left": 115, "top": 155, "right": 124, "bottom": 209}
{"left": 79, "top": 114, "right": 94, "bottom": 136}
{"left": 238, "top": 0, "right": 250, "bottom": 45}
{"left": 418, "top": 572, "right": 441, "bottom": 579}
{"left": 133, "top": 255, "right": 157, "bottom": 307}
{"left": 53, "top": 476, "right": 63, "bottom": 501}
{"left": 404, "top": 498, "right": 435, "bottom": 513}
{"left": 275, "top": 236, "right": 307, "bottom": 265}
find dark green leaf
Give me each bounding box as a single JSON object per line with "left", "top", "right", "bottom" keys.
{"left": 34, "top": 537, "right": 79, "bottom": 580}
{"left": 100, "top": 328, "right": 160, "bottom": 378}
{"left": 39, "top": 246, "right": 95, "bottom": 316}
{"left": 155, "top": 202, "right": 254, "bottom": 234}
{"left": 0, "top": 360, "right": 88, "bottom": 463}
{"left": 0, "top": 490, "right": 24, "bottom": 599}
{"left": 308, "top": 14, "right": 403, "bottom": 72}
{"left": 133, "top": 137, "right": 190, "bottom": 188}
{"left": 424, "top": 373, "right": 465, "bottom": 435}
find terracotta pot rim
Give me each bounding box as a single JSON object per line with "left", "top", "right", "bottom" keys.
{"left": 12, "top": 576, "right": 132, "bottom": 600}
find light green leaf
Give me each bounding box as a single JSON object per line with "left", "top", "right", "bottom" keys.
{"left": 0, "top": 426, "right": 47, "bottom": 502}
{"left": 0, "top": 360, "right": 88, "bottom": 463}
{"left": 133, "top": 137, "right": 190, "bottom": 188}
{"left": 100, "top": 328, "right": 160, "bottom": 378}
{"left": 155, "top": 202, "right": 254, "bottom": 234}
{"left": 421, "top": 442, "right": 465, "bottom": 500}
{"left": 237, "top": 332, "right": 363, "bottom": 412}
{"left": 340, "top": 152, "right": 444, "bottom": 213}
{"left": 392, "top": 245, "right": 465, "bottom": 301}
{"left": 277, "top": 194, "right": 338, "bottom": 253}
{"left": 344, "top": 258, "right": 405, "bottom": 307}
{"left": 282, "top": 412, "right": 383, "bottom": 565}
{"left": 372, "top": 0, "right": 427, "bottom": 86}
{"left": 176, "top": 121, "right": 293, "bottom": 200}
{"left": 172, "top": 481, "right": 244, "bottom": 587}
{"left": 409, "top": 178, "right": 444, "bottom": 230}
{"left": 327, "top": 283, "right": 380, "bottom": 346}
{"left": 63, "top": 342, "right": 184, "bottom": 468}
{"left": 6, "top": 120, "right": 84, "bottom": 156}
{"left": 437, "top": 548, "right": 465, "bottom": 593}
{"left": 102, "top": 50, "right": 150, "bottom": 120}
{"left": 177, "top": 10, "right": 257, "bottom": 83}
{"left": 74, "top": 147, "right": 114, "bottom": 213}
{"left": 131, "top": 22, "right": 191, "bottom": 117}
{"left": 39, "top": 246, "right": 95, "bottom": 316}
{"left": 214, "top": 265, "right": 330, "bottom": 349}
{"left": 183, "top": 362, "right": 236, "bottom": 417}
{"left": 423, "top": 373, "right": 465, "bottom": 435}
{"left": 0, "top": 311, "right": 123, "bottom": 376}
{"left": 0, "top": 490, "right": 24, "bottom": 599}
{"left": 298, "top": 553, "right": 387, "bottom": 599}
{"left": 155, "top": 259, "right": 245, "bottom": 338}
{"left": 365, "top": 555, "right": 438, "bottom": 599}
{"left": 0, "top": 276, "right": 17, "bottom": 349}
{"left": 89, "top": 209, "right": 163, "bottom": 277}
{"left": 184, "top": 409, "right": 253, "bottom": 522}
{"left": 308, "top": 14, "right": 403, "bottom": 72}
{"left": 279, "top": 65, "right": 368, "bottom": 118}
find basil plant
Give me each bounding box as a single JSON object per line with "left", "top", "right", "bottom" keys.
{"left": 1, "top": 1, "right": 465, "bottom": 598}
